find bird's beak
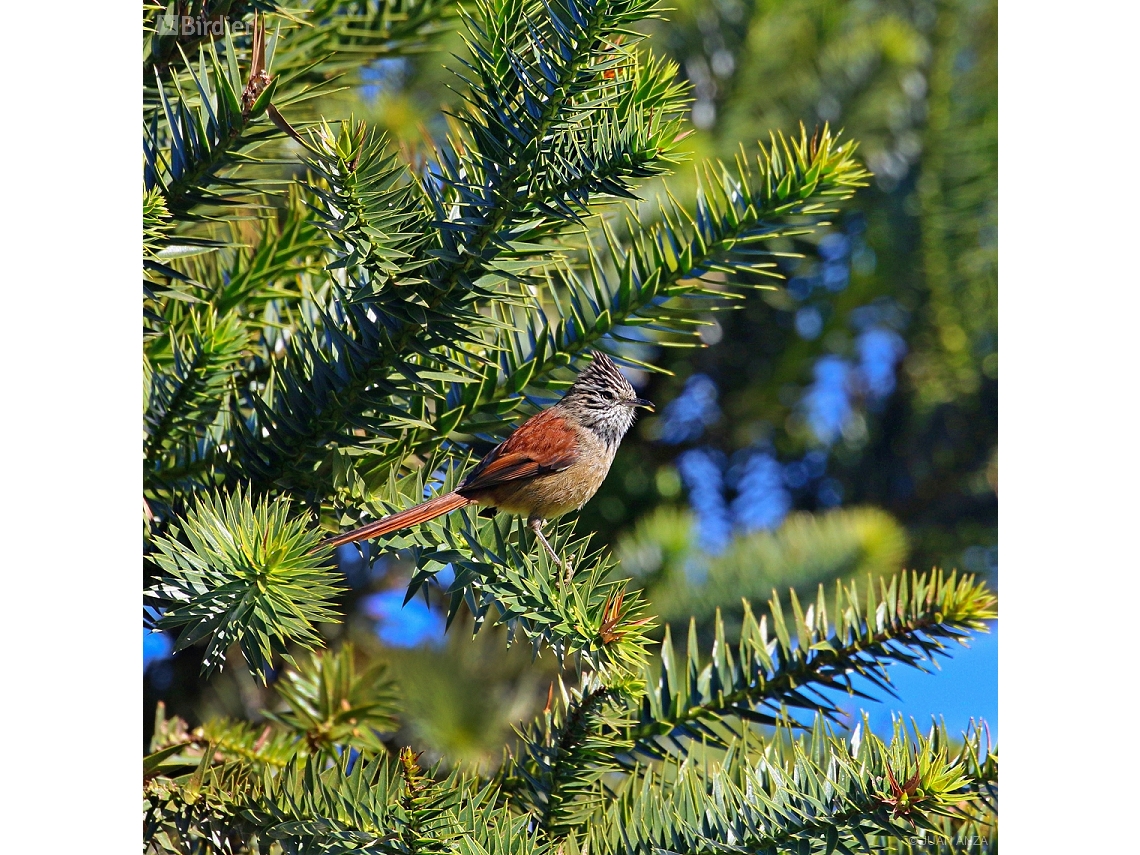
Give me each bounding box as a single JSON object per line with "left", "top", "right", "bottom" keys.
{"left": 629, "top": 397, "right": 655, "bottom": 412}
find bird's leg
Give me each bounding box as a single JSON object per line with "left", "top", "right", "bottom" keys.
{"left": 528, "top": 516, "right": 574, "bottom": 581}
{"left": 528, "top": 516, "right": 561, "bottom": 565}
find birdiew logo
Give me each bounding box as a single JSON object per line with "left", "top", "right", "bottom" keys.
{"left": 157, "top": 7, "right": 251, "bottom": 37}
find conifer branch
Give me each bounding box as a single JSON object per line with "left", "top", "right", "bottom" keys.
{"left": 144, "top": 314, "right": 246, "bottom": 492}
{"left": 303, "top": 119, "right": 433, "bottom": 283}
{"left": 144, "top": 1, "right": 458, "bottom": 89}
{"left": 144, "top": 26, "right": 283, "bottom": 218}
{"left": 503, "top": 676, "right": 630, "bottom": 836}
{"left": 339, "top": 458, "right": 657, "bottom": 675}
{"left": 144, "top": 197, "right": 331, "bottom": 496}
{"left": 265, "top": 643, "right": 401, "bottom": 754}
{"left": 402, "top": 124, "right": 867, "bottom": 461}
{"left": 589, "top": 717, "right": 997, "bottom": 855}
{"left": 224, "top": 0, "right": 689, "bottom": 498}
{"left": 146, "top": 488, "right": 341, "bottom": 679}
{"left": 627, "top": 570, "right": 996, "bottom": 760}
{"left": 268, "top": 0, "right": 460, "bottom": 92}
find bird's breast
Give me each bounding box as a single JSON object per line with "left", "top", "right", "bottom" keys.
{"left": 486, "top": 427, "right": 616, "bottom": 520}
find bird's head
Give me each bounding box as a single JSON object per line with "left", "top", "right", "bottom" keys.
{"left": 560, "top": 352, "right": 654, "bottom": 446}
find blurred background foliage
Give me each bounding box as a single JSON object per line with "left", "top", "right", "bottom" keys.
{"left": 146, "top": 0, "right": 997, "bottom": 768}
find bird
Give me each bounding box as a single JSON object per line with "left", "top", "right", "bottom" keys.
{"left": 325, "top": 352, "right": 653, "bottom": 574}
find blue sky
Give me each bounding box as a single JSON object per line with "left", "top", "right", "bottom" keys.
{"left": 832, "top": 621, "right": 998, "bottom": 741}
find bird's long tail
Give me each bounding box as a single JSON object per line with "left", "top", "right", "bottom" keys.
{"left": 323, "top": 491, "right": 471, "bottom": 549}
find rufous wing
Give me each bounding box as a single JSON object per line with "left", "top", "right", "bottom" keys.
{"left": 458, "top": 408, "right": 580, "bottom": 495}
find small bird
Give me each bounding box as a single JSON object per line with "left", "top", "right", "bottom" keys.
{"left": 326, "top": 353, "right": 653, "bottom": 572}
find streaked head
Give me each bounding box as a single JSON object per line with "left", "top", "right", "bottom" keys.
{"left": 559, "top": 352, "right": 654, "bottom": 445}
